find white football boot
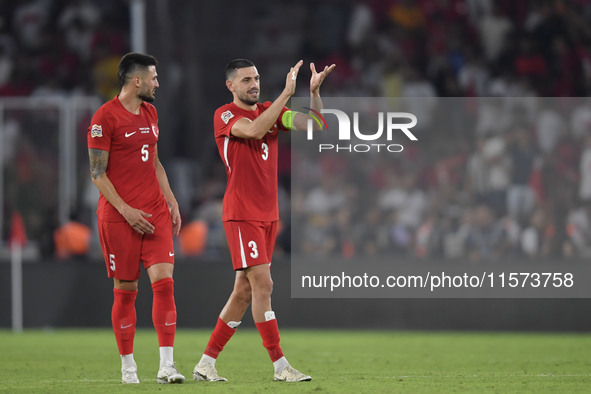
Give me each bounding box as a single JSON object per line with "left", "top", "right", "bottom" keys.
{"left": 274, "top": 365, "right": 312, "bottom": 382}
{"left": 157, "top": 363, "right": 185, "bottom": 384}
{"left": 121, "top": 366, "right": 140, "bottom": 384}
{"left": 193, "top": 363, "right": 228, "bottom": 381}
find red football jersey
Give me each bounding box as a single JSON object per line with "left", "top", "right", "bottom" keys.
{"left": 87, "top": 96, "right": 166, "bottom": 221}
{"left": 214, "top": 102, "right": 289, "bottom": 222}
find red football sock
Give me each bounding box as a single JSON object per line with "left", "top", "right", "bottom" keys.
{"left": 152, "top": 277, "right": 177, "bottom": 347}
{"left": 112, "top": 288, "right": 137, "bottom": 355}
{"left": 204, "top": 317, "right": 237, "bottom": 359}
{"left": 255, "top": 319, "right": 284, "bottom": 362}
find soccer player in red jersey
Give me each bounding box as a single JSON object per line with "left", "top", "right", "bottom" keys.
{"left": 87, "top": 53, "right": 185, "bottom": 384}
{"left": 193, "top": 59, "right": 334, "bottom": 382}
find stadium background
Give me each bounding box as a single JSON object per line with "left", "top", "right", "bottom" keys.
{"left": 1, "top": 0, "right": 591, "bottom": 330}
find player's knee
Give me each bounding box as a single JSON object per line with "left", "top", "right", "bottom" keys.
{"left": 254, "top": 277, "right": 273, "bottom": 298}
{"left": 233, "top": 284, "right": 252, "bottom": 305}
{"left": 114, "top": 279, "right": 138, "bottom": 292}
{"left": 235, "top": 292, "right": 252, "bottom": 306}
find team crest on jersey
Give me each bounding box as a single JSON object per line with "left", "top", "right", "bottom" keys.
{"left": 152, "top": 124, "right": 159, "bottom": 138}
{"left": 221, "top": 110, "right": 234, "bottom": 124}
{"left": 91, "top": 124, "right": 103, "bottom": 138}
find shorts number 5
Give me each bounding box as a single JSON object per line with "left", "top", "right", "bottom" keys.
{"left": 109, "top": 254, "right": 116, "bottom": 271}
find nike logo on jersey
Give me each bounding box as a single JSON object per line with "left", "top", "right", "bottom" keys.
{"left": 165, "top": 322, "right": 176, "bottom": 326}
{"left": 121, "top": 324, "right": 133, "bottom": 329}
{"left": 125, "top": 131, "right": 137, "bottom": 137}
{"left": 169, "top": 252, "right": 174, "bottom": 256}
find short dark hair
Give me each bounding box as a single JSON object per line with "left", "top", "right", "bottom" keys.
{"left": 118, "top": 53, "right": 158, "bottom": 87}
{"left": 225, "top": 59, "right": 255, "bottom": 80}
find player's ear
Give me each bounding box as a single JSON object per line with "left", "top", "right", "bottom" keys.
{"left": 226, "top": 80, "right": 234, "bottom": 93}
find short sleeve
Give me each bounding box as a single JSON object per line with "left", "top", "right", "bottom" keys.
{"left": 260, "top": 101, "right": 290, "bottom": 132}
{"left": 87, "top": 108, "right": 113, "bottom": 151}
{"left": 214, "top": 107, "right": 244, "bottom": 139}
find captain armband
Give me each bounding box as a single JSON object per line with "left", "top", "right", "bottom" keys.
{"left": 281, "top": 110, "right": 301, "bottom": 130}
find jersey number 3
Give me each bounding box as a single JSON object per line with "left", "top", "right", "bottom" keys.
{"left": 261, "top": 143, "right": 268, "bottom": 161}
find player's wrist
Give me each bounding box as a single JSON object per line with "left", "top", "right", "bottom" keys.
{"left": 117, "top": 204, "right": 132, "bottom": 218}
{"left": 280, "top": 88, "right": 294, "bottom": 99}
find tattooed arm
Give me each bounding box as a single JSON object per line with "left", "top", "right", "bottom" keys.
{"left": 153, "top": 144, "right": 181, "bottom": 236}
{"left": 88, "top": 148, "right": 155, "bottom": 234}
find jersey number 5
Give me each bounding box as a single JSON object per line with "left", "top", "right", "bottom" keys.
{"left": 141, "top": 144, "right": 149, "bottom": 162}
{"left": 261, "top": 143, "right": 268, "bottom": 161}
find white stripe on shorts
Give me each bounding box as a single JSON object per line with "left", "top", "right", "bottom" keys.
{"left": 238, "top": 227, "right": 247, "bottom": 268}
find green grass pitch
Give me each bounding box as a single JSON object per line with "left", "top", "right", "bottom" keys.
{"left": 0, "top": 328, "right": 590, "bottom": 393}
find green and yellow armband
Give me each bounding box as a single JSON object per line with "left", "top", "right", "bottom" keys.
{"left": 282, "top": 110, "right": 324, "bottom": 131}
{"left": 281, "top": 110, "right": 300, "bottom": 130}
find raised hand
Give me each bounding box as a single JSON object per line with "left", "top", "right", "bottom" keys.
{"left": 310, "top": 62, "right": 336, "bottom": 94}
{"left": 284, "top": 60, "right": 304, "bottom": 96}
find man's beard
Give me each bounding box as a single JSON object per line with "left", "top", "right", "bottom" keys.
{"left": 138, "top": 87, "right": 155, "bottom": 102}
{"left": 238, "top": 90, "right": 258, "bottom": 106}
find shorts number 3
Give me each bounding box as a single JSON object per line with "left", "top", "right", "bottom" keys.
{"left": 248, "top": 241, "right": 259, "bottom": 259}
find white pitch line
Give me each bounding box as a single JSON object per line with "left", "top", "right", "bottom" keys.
{"left": 356, "top": 375, "right": 591, "bottom": 379}
{"left": 25, "top": 378, "right": 158, "bottom": 384}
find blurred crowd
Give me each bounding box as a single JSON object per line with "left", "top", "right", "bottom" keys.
{"left": 0, "top": 0, "right": 129, "bottom": 257}
{"left": 303, "top": 0, "right": 591, "bottom": 98}
{"left": 4, "top": 0, "right": 591, "bottom": 262}
{"left": 0, "top": 0, "right": 128, "bottom": 100}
